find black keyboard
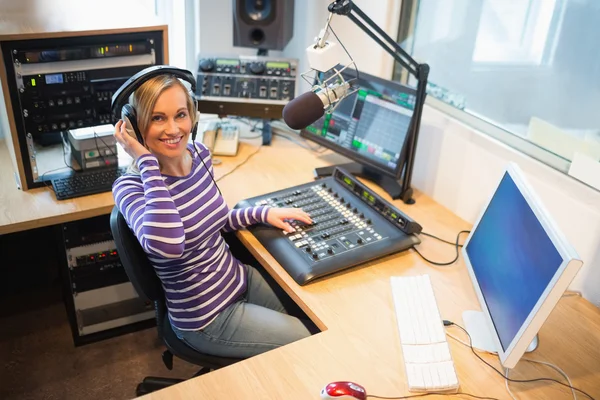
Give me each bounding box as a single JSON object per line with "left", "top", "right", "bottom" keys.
{"left": 51, "top": 166, "right": 128, "bottom": 200}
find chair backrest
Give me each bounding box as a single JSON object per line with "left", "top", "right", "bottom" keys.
{"left": 110, "top": 206, "right": 163, "bottom": 301}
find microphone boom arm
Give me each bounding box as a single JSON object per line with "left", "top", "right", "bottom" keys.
{"left": 327, "top": 0, "right": 430, "bottom": 205}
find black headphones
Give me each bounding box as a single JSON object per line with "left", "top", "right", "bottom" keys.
{"left": 111, "top": 65, "right": 200, "bottom": 146}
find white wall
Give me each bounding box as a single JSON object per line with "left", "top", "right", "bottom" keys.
{"left": 328, "top": 0, "right": 402, "bottom": 78}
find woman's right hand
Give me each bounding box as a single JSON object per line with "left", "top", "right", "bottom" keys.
{"left": 114, "top": 119, "right": 151, "bottom": 160}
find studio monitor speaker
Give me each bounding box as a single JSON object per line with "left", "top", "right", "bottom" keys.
{"left": 233, "top": 0, "right": 295, "bottom": 51}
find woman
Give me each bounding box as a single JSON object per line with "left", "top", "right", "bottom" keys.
{"left": 112, "top": 73, "right": 315, "bottom": 358}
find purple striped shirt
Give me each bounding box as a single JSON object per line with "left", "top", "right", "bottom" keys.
{"left": 112, "top": 142, "right": 270, "bottom": 331}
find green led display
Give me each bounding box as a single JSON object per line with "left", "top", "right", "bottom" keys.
{"left": 266, "top": 61, "right": 289, "bottom": 69}
{"left": 216, "top": 59, "right": 239, "bottom": 66}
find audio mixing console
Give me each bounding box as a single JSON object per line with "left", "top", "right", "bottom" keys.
{"left": 235, "top": 167, "right": 422, "bottom": 285}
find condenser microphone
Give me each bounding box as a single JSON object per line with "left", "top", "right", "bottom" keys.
{"left": 282, "top": 80, "right": 351, "bottom": 130}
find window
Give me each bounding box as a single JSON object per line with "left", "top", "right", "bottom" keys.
{"left": 394, "top": 0, "right": 600, "bottom": 183}
{"left": 473, "top": 0, "right": 558, "bottom": 65}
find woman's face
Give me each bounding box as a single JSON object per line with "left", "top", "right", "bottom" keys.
{"left": 144, "top": 85, "right": 192, "bottom": 160}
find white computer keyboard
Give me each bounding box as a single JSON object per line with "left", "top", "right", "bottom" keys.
{"left": 390, "top": 274, "right": 460, "bottom": 392}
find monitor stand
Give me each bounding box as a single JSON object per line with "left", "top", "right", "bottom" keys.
{"left": 314, "top": 162, "right": 412, "bottom": 203}
{"left": 462, "top": 310, "right": 539, "bottom": 354}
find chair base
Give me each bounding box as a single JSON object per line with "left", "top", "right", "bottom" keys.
{"left": 136, "top": 377, "right": 184, "bottom": 396}
{"left": 135, "top": 368, "right": 213, "bottom": 396}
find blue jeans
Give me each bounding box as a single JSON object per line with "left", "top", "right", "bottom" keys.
{"left": 172, "top": 265, "right": 316, "bottom": 358}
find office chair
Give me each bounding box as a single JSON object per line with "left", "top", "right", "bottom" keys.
{"left": 109, "top": 206, "right": 244, "bottom": 396}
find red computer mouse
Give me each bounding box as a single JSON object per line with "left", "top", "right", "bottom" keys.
{"left": 320, "top": 381, "right": 367, "bottom": 400}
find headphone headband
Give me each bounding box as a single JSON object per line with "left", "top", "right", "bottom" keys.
{"left": 111, "top": 65, "right": 196, "bottom": 118}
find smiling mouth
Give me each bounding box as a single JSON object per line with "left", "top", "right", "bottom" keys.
{"left": 160, "top": 136, "right": 183, "bottom": 145}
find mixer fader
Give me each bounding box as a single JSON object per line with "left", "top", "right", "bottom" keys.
{"left": 235, "top": 167, "right": 422, "bottom": 285}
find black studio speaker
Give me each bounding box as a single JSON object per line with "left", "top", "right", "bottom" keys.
{"left": 233, "top": 0, "right": 295, "bottom": 51}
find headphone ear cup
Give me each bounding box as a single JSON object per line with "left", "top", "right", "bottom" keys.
{"left": 121, "top": 104, "right": 144, "bottom": 145}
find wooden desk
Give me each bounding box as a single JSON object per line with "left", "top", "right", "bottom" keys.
{"left": 0, "top": 130, "right": 598, "bottom": 399}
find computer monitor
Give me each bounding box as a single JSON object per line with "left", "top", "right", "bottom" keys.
{"left": 461, "top": 162, "right": 583, "bottom": 369}
{"left": 299, "top": 68, "right": 417, "bottom": 200}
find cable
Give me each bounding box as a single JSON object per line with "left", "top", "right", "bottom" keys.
{"left": 420, "top": 231, "right": 465, "bottom": 247}
{"left": 329, "top": 25, "right": 359, "bottom": 81}
{"left": 236, "top": 116, "right": 328, "bottom": 153}
{"left": 413, "top": 230, "right": 470, "bottom": 266}
{"left": 368, "top": 393, "right": 499, "bottom": 400}
{"left": 215, "top": 145, "right": 262, "bottom": 183}
{"left": 446, "top": 328, "right": 579, "bottom": 399}
{"left": 443, "top": 322, "right": 595, "bottom": 400}
{"left": 504, "top": 368, "right": 517, "bottom": 400}
{"left": 520, "top": 358, "right": 577, "bottom": 400}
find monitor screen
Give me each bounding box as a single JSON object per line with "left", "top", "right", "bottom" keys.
{"left": 300, "top": 69, "right": 417, "bottom": 178}
{"left": 462, "top": 163, "right": 582, "bottom": 368}
{"left": 465, "top": 171, "right": 564, "bottom": 351}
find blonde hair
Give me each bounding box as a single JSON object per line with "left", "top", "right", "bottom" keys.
{"left": 126, "top": 74, "right": 198, "bottom": 174}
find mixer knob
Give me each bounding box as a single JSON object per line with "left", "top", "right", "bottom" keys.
{"left": 346, "top": 203, "right": 351, "bottom": 209}
{"left": 341, "top": 219, "right": 349, "bottom": 224}
{"left": 327, "top": 248, "right": 334, "bottom": 255}
{"left": 366, "top": 218, "right": 372, "bottom": 224}
{"left": 328, "top": 188, "right": 333, "bottom": 193}
{"left": 305, "top": 246, "right": 312, "bottom": 253}
{"left": 353, "top": 208, "right": 358, "bottom": 213}
{"left": 199, "top": 59, "right": 215, "bottom": 72}
{"left": 340, "top": 198, "right": 345, "bottom": 203}
{"left": 312, "top": 252, "right": 319, "bottom": 260}
{"left": 359, "top": 213, "right": 364, "bottom": 218}
{"left": 357, "top": 238, "right": 364, "bottom": 245}
{"left": 321, "top": 183, "right": 327, "bottom": 188}
{"left": 249, "top": 62, "right": 265, "bottom": 74}
{"left": 333, "top": 193, "right": 339, "bottom": 198}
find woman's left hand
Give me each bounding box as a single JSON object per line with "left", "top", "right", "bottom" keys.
{"left": 266, "top": 207, "right": 313, "bottom": 233}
